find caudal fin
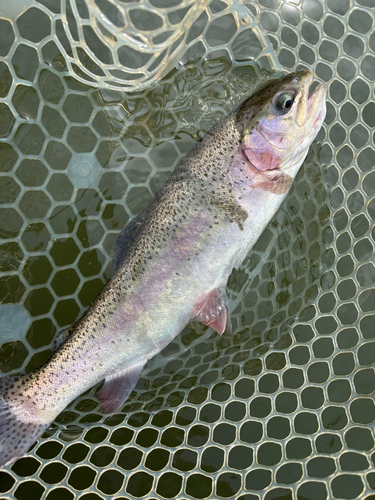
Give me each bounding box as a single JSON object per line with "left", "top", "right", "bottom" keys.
{"left": 0, "top": 376, "right": 51, "bottom": 467}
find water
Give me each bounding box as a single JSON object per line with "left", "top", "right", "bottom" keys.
{"left": 1, "top": 1, "right": 375, "bottom": 498}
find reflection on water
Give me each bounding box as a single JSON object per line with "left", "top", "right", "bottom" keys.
{"left": 111, "top": 57, "right": 269, "bottom": 146}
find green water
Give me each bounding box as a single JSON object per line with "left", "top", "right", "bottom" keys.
{"left": 1, "top": 5, "right": 374, "bottom": 495}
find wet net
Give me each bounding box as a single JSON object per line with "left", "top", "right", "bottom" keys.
{"left": 0, "top": 0, "right": 375, "bottom": 499}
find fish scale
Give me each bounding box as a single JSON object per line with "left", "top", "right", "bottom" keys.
{"left": 0, "top": 70, "right": 326, "bottom": 467}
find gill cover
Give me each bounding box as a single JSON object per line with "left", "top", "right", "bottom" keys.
{"left": 236, "top": 70, "right": 322, "bottom": 172}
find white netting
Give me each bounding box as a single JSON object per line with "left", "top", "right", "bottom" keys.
{"left": 59, "top": 0, "right": 211, "bottom": 90}
{"left": 0, "top": 0, "right": 375, "bottom": 499}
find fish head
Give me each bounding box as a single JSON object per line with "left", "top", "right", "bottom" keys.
{"left": 236, "top": 70, "right": 326, "bottom": 172}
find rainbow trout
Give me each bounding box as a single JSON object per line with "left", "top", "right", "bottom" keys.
{"left": 0, "top": 70, "right": 326, "bottom": 466}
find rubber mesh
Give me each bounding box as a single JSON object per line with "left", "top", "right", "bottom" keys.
{"left": 0, "top": 0, "right": 374, "bottom": 499}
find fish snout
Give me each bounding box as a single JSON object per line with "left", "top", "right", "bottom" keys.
{"left": 295, "top": 70, "right": 313, "bottom": 127}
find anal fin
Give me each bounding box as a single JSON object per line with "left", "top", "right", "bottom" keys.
{"left": 193, "top": 288, "right": 231, "bottom": 335}
{"left": 96, "top": 363, "right": 145, "bottom": 414}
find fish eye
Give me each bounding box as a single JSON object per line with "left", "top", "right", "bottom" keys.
{"left": 274, "top": 92, "right": 294, "bottom": 113}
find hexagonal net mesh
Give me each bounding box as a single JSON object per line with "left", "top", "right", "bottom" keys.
{"left": 60, "top": 0, "right": 212, "bottom": 91}
{"left": 0, "top": 0, "right": 374, "bottom": 499}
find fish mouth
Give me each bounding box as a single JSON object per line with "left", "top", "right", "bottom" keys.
{"left": 295, "top": 69, "right": 325, "bottom": 127}
{"left": 295, "top": 70, "right": 326, "bottom": 128}
{"left": 308, "top": 82, "right": 326, "bottom": 121}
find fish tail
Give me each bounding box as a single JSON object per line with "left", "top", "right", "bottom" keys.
{"left": 0, "top": 375, "right": 51, "bottom": 467}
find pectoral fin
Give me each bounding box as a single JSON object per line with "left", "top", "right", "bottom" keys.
{"left": 96, "top": 362, "right": 145, "bottom": 413}
{"left": 193, "top": 288, "right": 231, "bottom": 335}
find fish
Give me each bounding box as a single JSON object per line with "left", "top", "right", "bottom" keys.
{"left": 0, "top": 70, "right": 326, "bottom": 466}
